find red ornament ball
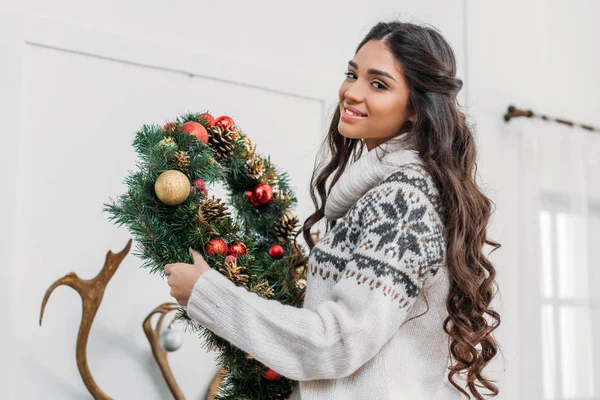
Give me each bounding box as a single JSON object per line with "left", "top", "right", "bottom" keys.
{"left": 193, "top": 178, "right": 208, "bottom": 196}
{"left": 224, "top": 255, "right": 237, "bottom": 265}
{"left": 227, "top": 241, "right": 247, "bottom": 257}
{"left": 253, "top": 183, "right": 273, "bottom": 206}
{"left": 245, "top": 190, "right": 260, "bottom": 207}
{"left": 206, "top": 238, "right": 228, "bottom": 256}
{"left": 198, "top": 113, "right": 215, "bottom": 127}
{"left": 264, "top": 368, "right": 281, "bottom": 381}
{"left": 214, "top": 115, "right": 236, "bottom": 131}
{"left": 268, "top": 244, "right": 284, "bottom": 259}
{"left": 182, "top": 121, "right": 209, "bottom": 143}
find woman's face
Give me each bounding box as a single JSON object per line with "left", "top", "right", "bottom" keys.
{"left": 338, "top": 40, "right": 413, "bottom": 151}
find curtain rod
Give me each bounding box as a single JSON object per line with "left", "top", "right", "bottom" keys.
{"left": 504, "top": 105, "right": 600, "bottom": 133}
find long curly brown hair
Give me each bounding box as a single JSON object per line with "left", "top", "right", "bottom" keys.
{"left": 301, "top": 21, "right": 501, "bottom": 399}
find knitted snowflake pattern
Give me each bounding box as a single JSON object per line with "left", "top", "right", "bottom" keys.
{"left": 309, "top": 164, "right": 446, "bottom": 309}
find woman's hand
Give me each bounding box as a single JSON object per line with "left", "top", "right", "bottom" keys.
{"left": 164, "top": 248, "right": 211, "bottom": 306}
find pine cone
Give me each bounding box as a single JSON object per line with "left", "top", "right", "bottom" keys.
{"left": 238, "top": 131, "right": 254, "bottom": 157}
{"left": 171, "top": 151, "right": 190, "bottom": 171}
{"left": 246, "top": 153, "right": 266, "bottom": 180}
{"left": 208, "top": 126, "right": 236, "bottom": 160}
{"left": 274, "top": 211, "right": 299, "bottom": 243}
{"left": 218, "top": 260, "right": 249, "bottom": 287}
{"left": 249, "top": 280, "right": 274, "bottom": 298}
{"left": 198, "top": 197, "right": 230, "bottom": 222}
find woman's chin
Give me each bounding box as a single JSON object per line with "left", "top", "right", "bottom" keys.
{"left": 337, "top": 126, "right": 364, "bottom": 140}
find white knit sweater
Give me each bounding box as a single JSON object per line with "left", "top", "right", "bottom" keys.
{"left": 186, "top": 142, "right": 465, "bottom": 399}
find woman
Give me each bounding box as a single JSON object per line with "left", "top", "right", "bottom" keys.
{"left": 164, "top": 21, "right": 501, "bottom": 400}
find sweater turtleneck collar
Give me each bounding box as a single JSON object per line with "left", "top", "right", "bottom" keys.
{"left": 324, "top": 139, "right": 422, "bottom": 221}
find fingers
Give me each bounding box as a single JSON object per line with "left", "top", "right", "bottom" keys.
{"left": 164, "top": 264, "right": 171, "bottom": 275}
{"left": 169, "top": 289, "right": 185, "bottom": 306}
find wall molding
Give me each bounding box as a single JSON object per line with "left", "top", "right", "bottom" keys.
{"left": 22, "top": 13, "right": 330, "bottom": 103}
{"left": 20, "top": 12, "right": 332, "bottom": 146}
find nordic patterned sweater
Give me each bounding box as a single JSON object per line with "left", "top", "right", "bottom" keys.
{"left": 186, "top": 142, "right": 464, "bottom": 400}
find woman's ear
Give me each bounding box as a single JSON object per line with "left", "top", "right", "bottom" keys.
{"left": 408, "top": 114, "right": 415, "bottom": 123}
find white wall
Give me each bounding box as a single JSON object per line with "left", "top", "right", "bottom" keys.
{"left": 0, "top": 1, "right": 466, "bottom": 400}
{"left": 466, "top": 1, "right": 600, "bottom": 399}
{"left": 5, "top": 1, "right": 598, "bottom": 399}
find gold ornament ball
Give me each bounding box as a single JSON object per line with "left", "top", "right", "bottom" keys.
{"left": 154, "top": 170, "right": 191, "bottom": 205}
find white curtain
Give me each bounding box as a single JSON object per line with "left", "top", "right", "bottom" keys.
{"left": 516, "top": 117, "right": 600, "bottom": 400}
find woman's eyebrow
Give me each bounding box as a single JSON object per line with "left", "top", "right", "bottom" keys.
{"left": 348, "top": 60, "right": 396, "bottom": 82}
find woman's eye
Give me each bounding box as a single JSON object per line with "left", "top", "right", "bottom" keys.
{"left": 344, "top": 72, "right": 386, "bottom": 90}
{"left": 372, "top": 81, "right": 387, "bottom": 90}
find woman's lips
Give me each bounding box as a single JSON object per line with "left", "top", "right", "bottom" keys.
{"left": 341, "top": 107, "right": 367, "bottom": 121}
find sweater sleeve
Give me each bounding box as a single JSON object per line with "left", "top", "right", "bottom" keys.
{"left": 186, "top": 171, "right": 445, "bottom": 381}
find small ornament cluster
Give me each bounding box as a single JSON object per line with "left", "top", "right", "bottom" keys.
{"left": 246, "top": 182, "right": 273, "bottom": 207}
{"left": 154, "top": 112, "right": 301, "bottom": 247}
{"left": 205, "top": 238, "right": 248, "bottom": 257}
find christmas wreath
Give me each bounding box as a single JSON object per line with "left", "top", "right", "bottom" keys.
{"left": 104, "top": 112, "right": 308, "bottom": 399}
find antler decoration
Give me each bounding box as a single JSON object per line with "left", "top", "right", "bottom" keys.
{"left": 39, "top": 239, "right": 132, "bottom": 400}
{"left": 142, "top": 303, "right": 185, "bottom": 400}
{"left": 38, "top": 236, "right": 312, "bottom": 399}
{"left": 206, "top": 367, "right": 228, "bottom": 400}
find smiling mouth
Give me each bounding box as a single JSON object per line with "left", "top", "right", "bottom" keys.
{"left": 341, "top": 106, "right": 368, "bottom": 119}
{"left": 344, "top": 107, "right": 366, "bottom": 117}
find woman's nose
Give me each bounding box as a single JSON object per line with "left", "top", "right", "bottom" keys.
{"left": 343, "top": 82, "right": 366, "bottom": 103}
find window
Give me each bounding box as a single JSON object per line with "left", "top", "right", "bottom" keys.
{"left": 539, "top": 196, "right": 600, "bottom": 400}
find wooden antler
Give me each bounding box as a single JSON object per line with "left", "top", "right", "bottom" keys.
{"left": 142, "top": 303, "right": 232, "bottom": 400}
{"left": 142, "top": 303, "right": 185, "bottom": 400}
{"left": 39, "top": 239, "right": 132, "bottom": 400}
{"left": 206, "top": 367, "right": 227, "bottom": 400}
